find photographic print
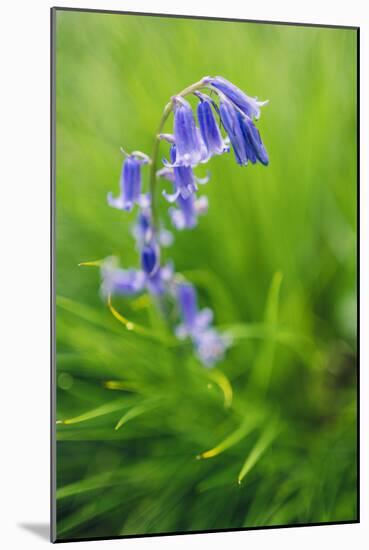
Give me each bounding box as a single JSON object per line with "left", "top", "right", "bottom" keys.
{"left": 51, "top": 8, "right": 358, "bottom": 542}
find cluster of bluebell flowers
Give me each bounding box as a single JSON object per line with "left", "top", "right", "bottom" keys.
{"left": 99, "top": 76, "right": 269, "bottom": 367}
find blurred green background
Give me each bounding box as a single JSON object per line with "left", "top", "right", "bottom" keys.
{"left": 54, "top": 9, "right": 357, "bottom": 541}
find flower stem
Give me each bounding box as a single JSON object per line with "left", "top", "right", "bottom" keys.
{"left": 149, "top": 102, "right": 172, "bottom": 224}
{"left": 149, "top": 78, "right": 210, "bottom": 227}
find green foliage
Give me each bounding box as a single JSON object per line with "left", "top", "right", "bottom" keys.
{"left": 54, "top": 9, "right": 357, "bottom": 540}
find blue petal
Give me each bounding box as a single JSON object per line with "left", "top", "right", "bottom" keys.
{"left": 100, "top": 258, "right": 145, "bottom": 297}
{"left": 241, "top": 116, "right": 269, "bottom": 166}
{"left": 157, "top": 166, "right": 175, "bottom": 182}
{"left": 146, "top": 264, "right": 173, "bottom": 295}
{"left": 169, "top": 193, "right": 208, "bottom": 230}
{"left": 207, "top": 76, "right": 268, "bottom": 120}
{"left": 131, "top": 208, "right": 153, "bottom": 247}
{"left": 172, "top": 97, "right": 203, "bottom": 166}
{"left": 108, "top": 155, "right": 145, "bottom": 211}
{"left": 197, "top": 96, "right": 228, "bottom": 156}
{"left": 107, "top": 191, "right": 133, "bottom": 211}
{"left": 173, "top": 195, "right": 196, "bottom": 229}
{"left": 122, "top": 157, "right": 141, "bottom": 203}
{"left": 193, "top": 328, "right": 230, "bottom": 367}
{"left": 177, "top": 282, "right": 198, "bottom": 331}
{"left": 141, "top": 243, "right": 160, "bottom": 276}
{"left": 169, "top": 208, "right": 187, "bottom": 230}
{"left": 219, "top": 99, "right": 248, "bottom": 166}
{"left": 174, "top": 165, "right": 198, "bottom": 198}
{"left": 162, "top": 187, "right": 180, "bottom": 203}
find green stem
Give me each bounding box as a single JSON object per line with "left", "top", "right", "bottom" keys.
{"left": 148, "top": 78, "right": 211, "bottom": 227}
{"left": 149, "top": 102, "right": 172, "bottom": 223}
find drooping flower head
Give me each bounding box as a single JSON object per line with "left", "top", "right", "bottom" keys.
{"left": 107, "top": 151, "right": 150, "bottom": 211}
{"left": 96, "top": 76, "right": 271, "bottom": 369}
{"left": 204, "top": 76, "right": 268, "bottom": 120}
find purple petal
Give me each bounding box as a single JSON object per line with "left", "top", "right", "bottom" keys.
{"left": 100, "top": 258, "right": 145, "bottom": 297}
{"left": 195, "top": 308, "right": 213, "bottom": 331}
{"left": 141, "top": 243, "right": 160, "bottom": 276}
{"left": 177, "top": 282, "right": 198, "bottom": 330}
{"left": 206, "top": 76, "right": 268, "bottom": 120}
{"left": 163, "top": 187, "right": 181, "bottom": 204}
{"left": 219, "top": 99, "right": 248, "bottom": 166}
{"left": 172, "top": 96, "right": 203, "bottom": 166}
{"left": 197, "top": 96, "right": 229, "bottom": 157}
{"left": 107, "top": 192, "right": 133, "bottom": 211}
{"left": 194, "top": 328, "right": 229, "bottom": 367}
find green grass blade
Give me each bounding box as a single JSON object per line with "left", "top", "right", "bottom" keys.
{"left": 57, "top": 471, "right": 116, "bottom": 499}
{"left": 197, "top": 417, "right": 258, "bottom": 459}
{"left": 57, "top": 399, "right": 128, "bottom": 425}
{"left": 115, "top": 401, "right": 158, "bottom": 431}
{"left": 238, "top": 423, "right": 279, "bottom": 484}
{"left": 265, "top": 271, "right": 283, "bottom": 325}
{"left": 207, "top": 369, "right": 233, "bottom": 408}
{"left": 252, "top": 272, "right": 283, "bottom": 390}
{"left": 56, "top": 294, "right": 116, "bottom": 333}
{"left": 57, "top": 294, "right": 176, "bottom": 346}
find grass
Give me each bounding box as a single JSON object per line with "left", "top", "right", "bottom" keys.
{"left": 54, "top": 9, "right": 357, "bottom": 541}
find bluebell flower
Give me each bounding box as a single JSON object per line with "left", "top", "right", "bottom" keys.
{"left": 157, "top": 144, "right": 209, "bottom": 203}
{"left": 175, "top": 281, "right": 231, "bottom": 367}
{"left": 132, "top": 203, "right": 173, "bottom": 249}
{"left": 204, "top": 76, "right": 268, "bottom": 120}
{"left": 160, "top": 130, "right": 209, "bottom": 167}
{"left": 239, "top": 113, "right": 269, "bottom": 166}
{"left": 100, "top": 257, "right": 145, "bottom": 298}
{"left": 219, "top": 98, "right": 248, "bottom": 165}
{"left": 100, "top": 256, "right": 174, "bottom": 299}
{"left": 141, "top": 242, "right": 160, "bottom": 276}
{"left": 175, "top": 282, "right": 214, "bottom": 339}
{"left": 196, "top": 93, "right": 229, "bottom": 157}
{"left": 146, "top": 262, "right": 174, "bottom": 295}
{"left": 132, "top": 208, "right": 153, "bottom": 244}
{"left": 96, "top": 77, "right": 270, "bottom": 370}
{"left": 193, "top": 328, "right": 231, "bottom": 368}
{"left": 107, "top": 152, "right": 149, "bottom": 211}
{"left": 171, "top": 96, "right": 205, "bottom": 166}
{"left": 170, "top": 193, "right": 208, "bottom": 230}
{"left": 219, "top": 98, "right": 269, "bottom": 166}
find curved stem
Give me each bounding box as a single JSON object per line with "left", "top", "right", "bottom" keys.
{"left": 148, "top": 78, "right": 211, "bottom": 227}
{"left": 149, "top": 102, "right": 172, "bottom": 223}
